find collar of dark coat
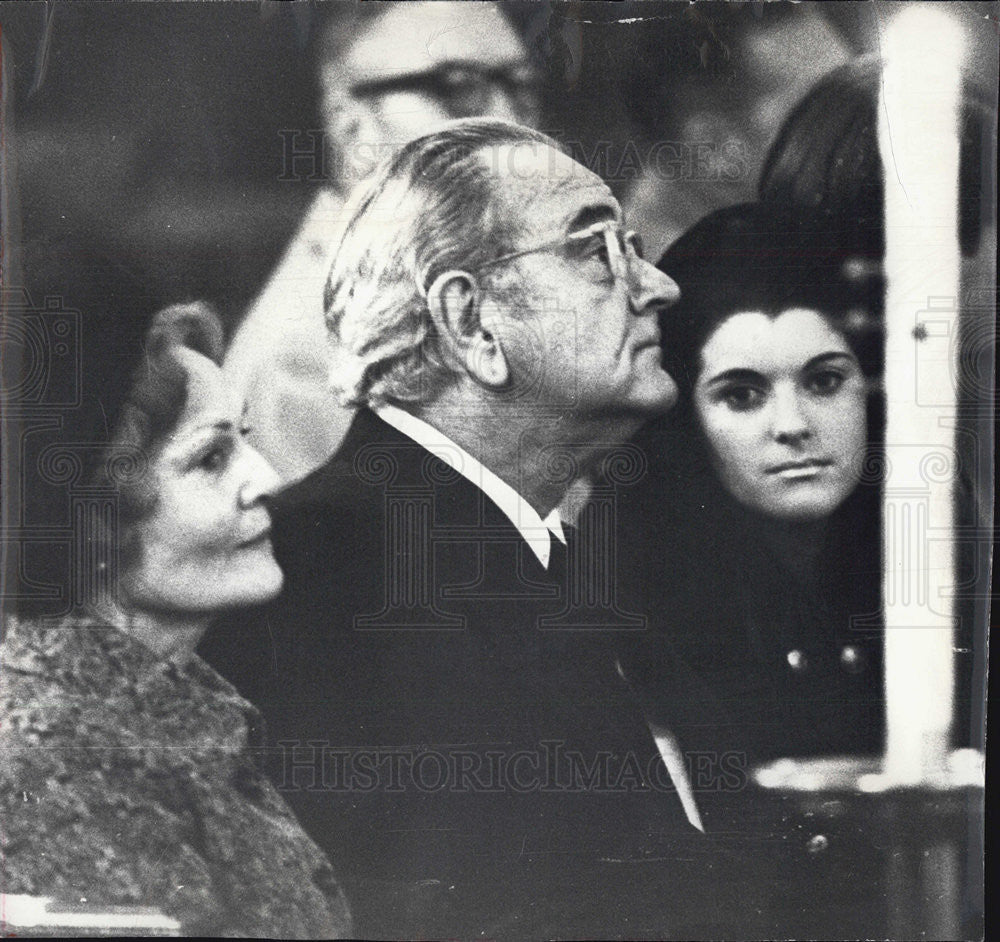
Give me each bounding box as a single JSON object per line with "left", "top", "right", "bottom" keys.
{"left": 272, "top": 406, "right": 526, "bottom": 539}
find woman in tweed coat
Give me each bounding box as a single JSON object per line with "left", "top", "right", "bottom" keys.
{"left": 1, "top": 302, "right": 351, "bottom": 937}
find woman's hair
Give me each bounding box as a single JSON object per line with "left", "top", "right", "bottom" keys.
{"left": 758, "top": 54, "right": 995, "bottom": 259}
{"left": 625, "top": 201, "right": 885, "bottom": 546}
{"left": 95, "top": 301, "right": 225, "bottom": 532}
{"left": 656, "top": 202, "right": 884, "bottom": 402}
{"left": 621, "top": 203, "right": 886, "bottom": 617}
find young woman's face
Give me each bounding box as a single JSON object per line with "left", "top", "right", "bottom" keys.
{"left": 693, "top": 308, "right": 867, "bottom": 521}
{"left": 123, "top": 348, "right": 284, "bottom": 614}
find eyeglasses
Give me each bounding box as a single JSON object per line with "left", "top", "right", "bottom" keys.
{"left": 474, "top": 219, "right": 646, "bottom": 284}
{"left": 350, "top": 61, "right": 541, "bottom": 120}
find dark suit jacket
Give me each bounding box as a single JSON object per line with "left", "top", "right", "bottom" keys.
{"left": 204, "top": 408, "right": 745, "bottom": 940}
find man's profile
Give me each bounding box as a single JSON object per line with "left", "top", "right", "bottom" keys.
{"left": 205, "top": 118, "right": 755, "bottom": 940}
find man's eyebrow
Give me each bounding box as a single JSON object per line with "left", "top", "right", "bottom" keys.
{"left": 565, "top": 204, "right": 619, "bottom": 234}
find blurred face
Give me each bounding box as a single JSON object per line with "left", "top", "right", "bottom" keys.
{"left": 123, "top": 349, "right": 283, "bottom": 615}
{"left": 329, "top": 2, "right": 539, "bottom": 180}
{"left": 486, "top": 144, "right": 681, "bottom": 431}
{"left": 693, "top": 308, "right": 867, "bottom": 521}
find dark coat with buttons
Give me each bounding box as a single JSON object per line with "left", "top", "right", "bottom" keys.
{"left": 616, "top": 448, "right": 886, "bottom": 839}
{"left": 610, "top": 454, "right": 895, "bottom": 939}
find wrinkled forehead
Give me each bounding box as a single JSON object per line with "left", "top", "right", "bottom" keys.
{"left": 486, "top": 143, "right": 620, "bottom": 239}
{"left": 344, "top": 2, "right": 529, "bottom": 81}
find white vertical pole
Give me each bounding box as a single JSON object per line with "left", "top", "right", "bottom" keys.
{"left": 877, "top": 6, "right": 965, "bottom": 784}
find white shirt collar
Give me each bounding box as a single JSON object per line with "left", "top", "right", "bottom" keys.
{"left": 375, "top": 404, "right": 565, "bottom": 569}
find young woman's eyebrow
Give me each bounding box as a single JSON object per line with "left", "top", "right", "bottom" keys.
{"left": 703, "top": 368, "right": 766, "bottom": 388}
{"left": 802, "top": 351, "right": 855, "bottom": 370}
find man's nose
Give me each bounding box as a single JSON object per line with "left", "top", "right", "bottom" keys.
{"left": 481, "top": 86, "right": 535, "bottom": 125}
{"left": 630, "top": 258, "right": 680, "bottom": 316}
{"left": 771, "top": 388, "right": 812, "bottom": 444}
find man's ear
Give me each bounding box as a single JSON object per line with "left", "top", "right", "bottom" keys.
{"left": 426, "top": 271, "right": 510, "bottom": 389}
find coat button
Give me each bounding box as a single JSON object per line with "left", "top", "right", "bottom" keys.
{"left": 786, "top": 649, "right": 808, "bottom": 671}
{"left": 806, "top": 834, "right": 829, "bottom": 854}
{"left": 840, "top": 645, "right": 866, "bottom": 673}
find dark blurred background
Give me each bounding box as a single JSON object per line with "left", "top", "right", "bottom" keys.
{"left": 10, "top": 1, "right": 989, "bottom": 333}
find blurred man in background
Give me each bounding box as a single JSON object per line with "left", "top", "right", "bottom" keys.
{"left": 225, "top": 1, "right": 541, "bottom": 481}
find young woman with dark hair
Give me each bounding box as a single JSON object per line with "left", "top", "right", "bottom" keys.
{"left": 621, "top": 203, "right": 887, "bottom": 776}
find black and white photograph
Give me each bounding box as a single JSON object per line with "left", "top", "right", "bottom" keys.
{"left": 0, "top": 1, "right": 994, "bottom": 938}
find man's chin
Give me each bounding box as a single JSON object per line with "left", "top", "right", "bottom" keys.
{"left": 633, "top": 376, "right": 679, "bottom": 415}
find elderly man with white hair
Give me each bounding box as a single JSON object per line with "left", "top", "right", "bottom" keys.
{"left": 206, "top": 119, "right": 751, "bottom": 940}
